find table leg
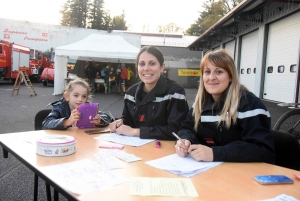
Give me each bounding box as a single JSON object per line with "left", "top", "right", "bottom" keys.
{"left": 46, "top": 182, "right": 52, "bottom": 201}
{"left": 3, "top": 147, "right": 8, "bottom": 158}
{"left": 54, "top": 189, "right": 59, "bottom": 201}
{"left": 34, "top": 174, "right": 38, "bottom": 201}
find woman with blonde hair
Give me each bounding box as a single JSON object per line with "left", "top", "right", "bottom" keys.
{"left": 175, "top": 50, "right": 275, "bottom": 163}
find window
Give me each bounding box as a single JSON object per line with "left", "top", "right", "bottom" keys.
{"left": 247, "top": 68, "right": 251, "bottom": 74}
{"left": 241, "top": 69, "right": 244, "bottom": 74}
{"left": 254, "top": 68, "right": 256, "bottom": 74}
{"left": 267, "top": 66, "right": 273, "bottom": 73}
{"left": 0, "top": 45, "right": 2, "bottom": 54}
{"left": 290, "top": 64, "right": 297, "bottom": 73}
{"left": 278, "top": 65, "right": 285, "bottom": 73}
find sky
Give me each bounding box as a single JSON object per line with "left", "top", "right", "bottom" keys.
{"left": 0, "top": 0, "right": 205, "bottom": 32}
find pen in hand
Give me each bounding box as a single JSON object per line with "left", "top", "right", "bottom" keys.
{"left": 172, "top": 132, "right": 187, "bottom": 152}
{"left": 172, "top": 132, "right": 184, "bottom": 143}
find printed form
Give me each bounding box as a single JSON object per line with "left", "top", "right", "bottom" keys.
{"left": 130, "top": 177, "right": 198, "bottom": 197}
{"left": 40, "top": 159, "right": 128, "bottom": 195}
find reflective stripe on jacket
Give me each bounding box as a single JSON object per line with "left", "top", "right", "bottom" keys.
{"left": 178, "top": 89, "right": 275, "bottom": 163}
{"left": 122, "top": 76, "right": 189, "bottom": 140}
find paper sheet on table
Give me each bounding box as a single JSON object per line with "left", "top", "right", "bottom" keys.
{"left": 259, "top": 194, "right": 299, "bottom": 201}
{"left": 40, "top": 159, "right": 128, "bottom": 195}
{"left": 130, "top": 177, "right": 198, "bottom": 197}
{"left": 146, "top": 154, "right": 222, "bottom": 177}
{"left": 105, "top": 149, "right": 142, "bottom": 163}
{"left": 94, "top": 133, "right": 155, "bottom": 146}
{"left": 94, "top": 153, "right": 123, "bottom": 169}
{"left": 12, "top": 131, "right": 50, "bottom": 144}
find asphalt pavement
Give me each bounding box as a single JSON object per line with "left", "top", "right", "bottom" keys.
{"left": 0, "top": 80, "right": 291, "bottom": 200}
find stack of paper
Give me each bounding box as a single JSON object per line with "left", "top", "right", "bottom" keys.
{"left": 146, "top": 154, "right": 222, "bottom": 177}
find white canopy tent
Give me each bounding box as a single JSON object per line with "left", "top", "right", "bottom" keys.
{"left": 53, "top": 33, "right": 141, "bottom": 95}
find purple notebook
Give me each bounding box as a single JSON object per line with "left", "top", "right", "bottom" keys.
{"left": 77, "top": 103, "right": 99, "bottom": 128}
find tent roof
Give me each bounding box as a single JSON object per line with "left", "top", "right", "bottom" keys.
{"left": 55, "top": 34, "right": 140, "bottom": 63}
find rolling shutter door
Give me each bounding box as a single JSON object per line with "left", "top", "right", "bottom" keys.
{"left": 239, "top": 30, "right": 259, "bottom": 93}
{"left": 263, "top": 12, "right": 300, "bottom": 102}
{"left": 224, "top": 40, "right": 235, "bottom": 59}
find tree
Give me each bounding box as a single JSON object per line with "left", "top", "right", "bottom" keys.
{"left": 111, "top": 11, "right": 128, "bottom": 30}
{"left": 102, "top": 12, "right": 113, "bottom": 30}
{"left": 43, "top": 47, "right": 54, "bottom": 59}
{"left": 60, "top": 0, "right": 73, "bottom": 26}
{"left": 185, "top": 0, "right": 243, "bottom": 36}
{"left": 87, "top": 0, "right": 107, "bottom": 29}
{"left": 60, "top": 0, "right": 90, "bottom": 28}
{"left": 157, "top": 23, "right": 183, "bottom": 34}
{"left": 60, "top": 0, "right": 127, "bottom": 31}
{"left": 219, "top": 0, "right": 242, "bottom": 10}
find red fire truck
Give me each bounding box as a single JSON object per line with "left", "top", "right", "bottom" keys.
{"left": 0, "top": 40, "right": 31, "bottom": 83}
{"left": 30, "top": 48, "right": 53, "bottom": 82}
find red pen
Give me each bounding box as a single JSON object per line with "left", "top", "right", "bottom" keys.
{"left": 155, "top": 140, "right": 161, "bottom": 148}
{"left": 99, "top": 144, "right": 124, "bottom": 150}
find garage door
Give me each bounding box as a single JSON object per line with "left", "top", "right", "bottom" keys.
{"left": 212, "top": 46, "right": 220, "bottom": 51}
{"left": 224, "top": 40, "right": 235, "bottom": 60}
{"left": 239, "top": 30, "right": 259, "bottom": 94}
{"left": 263, "top": 12, "right": 300, "bottom": 103}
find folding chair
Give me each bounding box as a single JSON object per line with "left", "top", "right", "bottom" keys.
{"left": 34, "top": 109, "right": 59, "bottom": 201}
{"left": 272, "top": 130, "right": 300, "bottom": 170}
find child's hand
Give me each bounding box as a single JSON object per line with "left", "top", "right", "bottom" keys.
{"left": 69, "top": 108, "right": 80, "bottom": 123}
{"left": 91, "top": 114, "right": 101, "bottom": 125}
{"left": 63, "top": 108, "right": 80, "bottom": 127}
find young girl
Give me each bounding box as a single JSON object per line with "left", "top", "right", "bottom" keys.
{"left": 42, "top": 78, "right": 101, "bottom": 130}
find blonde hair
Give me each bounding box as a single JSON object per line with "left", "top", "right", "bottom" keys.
{"left": 193, "top": 49, "right": 244, "bottom": 131}
{"left": 64, "top": 78, "right": 92, "bottom": 100}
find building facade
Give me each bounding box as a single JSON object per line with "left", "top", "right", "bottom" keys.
{"left": 0, "top": 20, "right": 201, "bottom": 88}
{"left": 189, "top": 0, "right": 300, "bottom": 103}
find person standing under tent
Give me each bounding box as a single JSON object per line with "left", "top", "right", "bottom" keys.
{"left": 85, "top": 61, "right": 97, "bottom": 92}
{"left": 108, "top": 66, "right": 116, "bottom": 93}
{"left": 115, "top": 64, "right": 122, "bottom": 93}
{"left": 127, "top": 67, "right": 134, "bottom": 87}
{"left": 120, "top": 63, "right": 128, "bottom": 96}
{"left": 101, "top": 64, "right": 110, "bottom": 94}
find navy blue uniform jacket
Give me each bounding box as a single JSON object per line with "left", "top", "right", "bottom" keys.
{"left": 122, "top": 76, "right": 189, "bottom": 140}
{"left": 178, "top": 89, "right": 275, "bottom": 163}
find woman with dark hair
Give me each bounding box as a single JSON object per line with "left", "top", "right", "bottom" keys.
{"left": 175, "top": 50, "right": 275, "bottom": 163}
{"left": 109, "top": 46, "right": 189, "bottom": 140}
